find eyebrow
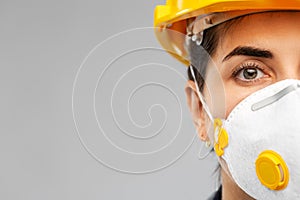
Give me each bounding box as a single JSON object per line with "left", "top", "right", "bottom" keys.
{"left": 222, "top": 46, "right": 273, "bottom": 62}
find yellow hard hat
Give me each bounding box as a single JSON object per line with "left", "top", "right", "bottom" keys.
{"left": 154, "top": 0, "right": 300, "bottom": 65}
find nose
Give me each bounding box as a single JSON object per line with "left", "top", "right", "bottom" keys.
{"left": 276, "top": 64, "right": 300, "bottom": 81}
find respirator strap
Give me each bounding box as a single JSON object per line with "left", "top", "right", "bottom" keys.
{"left": 189, "top": 65, "right": 214, "bottom": 122}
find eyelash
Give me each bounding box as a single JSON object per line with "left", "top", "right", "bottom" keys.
{"left": 232, "top": 62, "right": 266, "bottom": 82}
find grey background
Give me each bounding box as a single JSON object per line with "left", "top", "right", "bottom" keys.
{"left": 1, "top": 0, "right": 217, "bottom": 199}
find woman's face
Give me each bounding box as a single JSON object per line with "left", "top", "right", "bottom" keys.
{"left": 208, "top": 11, "right": 300, "bottom": 117}
{"left": 186, "top": 11, "right": 300, "bottom": 199}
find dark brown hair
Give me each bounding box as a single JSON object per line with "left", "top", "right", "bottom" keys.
{"left": 187, "top": 17, "right": 244, "bottom": 90}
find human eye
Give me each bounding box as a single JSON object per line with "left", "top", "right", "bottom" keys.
{"left": 232, "top": 62, "right": 269, "bottom": 83}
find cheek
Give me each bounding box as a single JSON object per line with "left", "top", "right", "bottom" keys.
{"left": 202, "top": 66, "right": 228, "bottom": 118}
{"left": 224, "top": 88, "right": 244, "bottom": 117}
{"left": 223, "top": 81, "right": 268, "bottom": 118}
{"left": 202, "top": 84, "right": 227, "bottom": 118}
{"left": 202, "top": 64, "right": 272, "bottom": 118}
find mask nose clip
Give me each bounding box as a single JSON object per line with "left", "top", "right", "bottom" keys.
{"left": 252, "top": 82, "right": 300, "bottom": 111}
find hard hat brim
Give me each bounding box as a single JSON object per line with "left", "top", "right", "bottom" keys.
{"left": 154, "top": 1, "right": 300, "bottom": 66}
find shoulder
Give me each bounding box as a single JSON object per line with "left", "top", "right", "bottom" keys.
{"left": 207, "top": 186, "right": 222, "bottom": 200}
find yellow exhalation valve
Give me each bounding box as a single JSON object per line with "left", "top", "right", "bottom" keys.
{"left": 255, "top": 150, "right": 289, "bottom": 190}
{"left": 213, "top": 119, "right": 228, "bottom": 157}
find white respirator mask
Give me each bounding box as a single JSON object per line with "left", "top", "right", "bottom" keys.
{"left": 189, "top": 66, "right": 300, "bottom": 200}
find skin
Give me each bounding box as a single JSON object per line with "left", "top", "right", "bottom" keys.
{"left": 185, "top": 12, "right": 300, "bottom": 200}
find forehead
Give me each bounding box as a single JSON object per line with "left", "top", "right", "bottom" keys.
{"left": 218, "top": 11, "right": 300, "bottom": 54}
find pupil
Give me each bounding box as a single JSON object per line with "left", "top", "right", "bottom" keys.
{"left": 243, "top": 68, "right": 257, "bottom": 79}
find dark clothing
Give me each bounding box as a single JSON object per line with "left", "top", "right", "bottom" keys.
{"left": 207, "top": 186, "right": 222, "bottom": 200}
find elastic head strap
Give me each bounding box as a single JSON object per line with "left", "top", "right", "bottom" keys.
{"left": 189, "top": 65, "right": 214, "bottom": 122}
